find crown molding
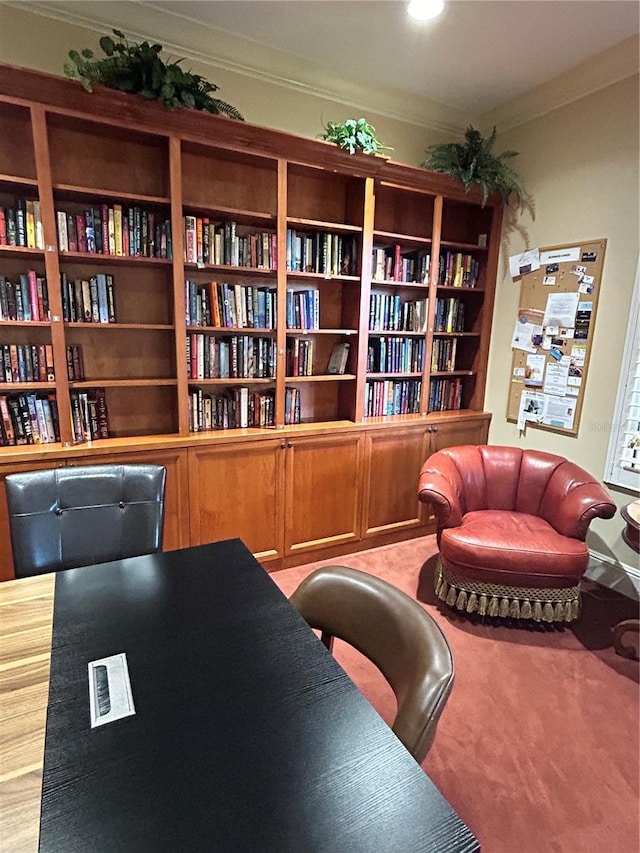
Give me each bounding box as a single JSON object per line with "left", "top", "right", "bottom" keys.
{"left": 9, "top": 0, "right": 469, "bottom": 136}
{"left": 478, "top": 34, "right": 639, "bottom": 132}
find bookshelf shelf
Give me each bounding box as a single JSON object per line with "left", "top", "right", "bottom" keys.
{"left": 0, "top": 247, "right": 45, "bottom": 259}
{"left": 69, "top": 378, "right": 178, "bottom": 388}
{"left": 286, "top": 328, "right": 357, "bottom": 336}
{"left": 0, "top": 319, "right": 51, "bottom": 328}
{"left": 67, "top": 322, "right": 174, "bottom": 331}
{"left": 183, "top": 204, "right": 276, "bottom": 226}
{"left": 373, "top": 230, "right": 432, "bottom": 247}
{"left": 0, "top": 382, "right": 55, "bottom": 391}
{"left": 58, "top": 252, "right": 172, "bottom": 267}
{"left": 0, "top": 175, "right": 39, "bottom": 189}
{"left": 287, "top": 218, "right": 363, "bottom": 234}
{"left": 53, "top": 184, "right": 171, "bottom": 206}
{"left": 183, "top": 263, "right": 275, "bottom": 275}
{"left": 285, "top": 374, "right": 356, "bottom": 383}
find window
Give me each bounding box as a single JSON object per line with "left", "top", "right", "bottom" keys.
{"left": 605, "top": 256, "right": 640, "bottom": 490}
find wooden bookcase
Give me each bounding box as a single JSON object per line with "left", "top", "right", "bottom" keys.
{"left": 0, "top": 63, "right": 501, "bottom": 579}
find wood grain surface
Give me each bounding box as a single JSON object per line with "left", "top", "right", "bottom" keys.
{"left": 0, "top": 573, "right": 54, "bottom": 853}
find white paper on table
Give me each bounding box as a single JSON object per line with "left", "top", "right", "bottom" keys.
{"left": 509, "top": 249, "right": 540, "bottom": 279}
{"left": 542, "top": 395, "right": 576, "bottom": 429}
{"left": 542, "top": 292, "right": 580, "bottom": 328}
{"left": 511, "top": 308, "right": 544, "bottom": 352}
{"left": 540, "top": 247, "right": 581, "bottom": 265}
{"left": 543, "top": 361, "right": 570, "bottom": 396}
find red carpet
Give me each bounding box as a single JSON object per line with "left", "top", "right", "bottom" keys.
{"left": 272, "top": 535, "right": 639, "bottom": 853}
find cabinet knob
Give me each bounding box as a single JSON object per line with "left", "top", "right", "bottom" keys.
{"left": 287, "top": 442, "right": 293, "bottom": 448}
{"left": 280, "top": 442, "right": 286, "bottom": 449}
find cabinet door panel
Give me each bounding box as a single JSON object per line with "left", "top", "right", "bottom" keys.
{"left": 285, "top": 434, "right": 363, "bottom": 555}
{"left": 69, "top": 448, "right": 190, "bottom": 553}
{"left": 188, "top": 440, "right": 283, "bottom": 561}
{"left": 362, "top": 427, "right": 429, "bottom": 538}
{"left": 430, "top": 416, "right": 490, "bottom": 452}
{"left": 0, "top": 460, "right": 65, "bottom": 581}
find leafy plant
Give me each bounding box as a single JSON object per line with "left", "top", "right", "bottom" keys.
{"left": 422, "top": 126, "right": 525, "bottom": 205}
{"left": 64, "top": 30, "right": 244, "bottom": 121}
{"left": 320, "top": 118, "right": 392, "bottom": 155}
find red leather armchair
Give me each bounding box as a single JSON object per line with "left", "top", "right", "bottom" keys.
{"left": 418, "top": 445, "right": 616, "bottom": 622}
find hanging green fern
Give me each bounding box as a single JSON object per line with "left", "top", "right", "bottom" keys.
{"left": 422, "top": 126, "right": 525, "bottom": 205}
{"left": 64, "top": 30, "right": 244, "bottom": 121}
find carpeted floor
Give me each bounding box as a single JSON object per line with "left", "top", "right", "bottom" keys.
{"left": 272, "top": 535, "right": 639, "bottom": 853}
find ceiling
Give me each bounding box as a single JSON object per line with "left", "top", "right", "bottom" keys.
{"left": 139, "top": 0, "right": 639, "bottom": 114}
{"left": 13, "top": 0, "right": 640, "bottom": 127}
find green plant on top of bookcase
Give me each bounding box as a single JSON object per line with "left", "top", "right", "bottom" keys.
{"left": 320, "top": 118, "right": 392, "bottom": 156}
{"left": 422, "top": 125, "right": 525, "bottom": 205}
{"left": 64, "top": 29, "right": 244, "bottom": 120}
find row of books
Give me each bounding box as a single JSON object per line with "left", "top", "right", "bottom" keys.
{"left": 61, "top": 272, "right": 116, "bottom": 324}
{"left": 286, "top": 338, "right": 314, "bottom": 377}
{"left": 0, "top": 199, "right": 44, "bottom": 250}
{"left": 66, "top": 345, "right": 85, "bottom": 381}
{"left": 185, "top": 280, "right": 277, "bottom": 329}
{"left": 70, "top": 388, "right": 110, "bottom": 442}
{"left": 428, "top": 378, "right": 464, "bottom": 412}
{"left": 0, "top": 392, "right": 59, "bottom": 446}
{"left": 367, "top": 337, "right": 425, "bottom": 374}
{"left": 364, "top": 379, "right": 422, "bottom": 417}
{"left": 186, "top": 334, "right": 276, "bottom": 380}
{"left": 184, "top": 217, "right": 277, "bottom": 269}
{"left": 188, "top": 386, "right": 275, "bottom": 431}
{"left": 286, "top": 229, "right": 358, "bottom": 277}
{"left": 371, "top": 245, "right": 431, "bottom": 283}
{"left": 1, "top": 344, "right": 55, "bottom": 384}
{"left": 369, "top": 294, "right": 428, "bottom": 332}
{"left": 431, "top": 337, "right": 459, "bottom": 372}
{"left": 437, "top": 252, "right": 480, "bottom": 288}
{"left": 0, "top": 271, "right": 49, "bottom": 322}
{"left": 56, "top": 205, "right": 172, "bottom": 259}
{"left": 434, "top": 297, "right": 466, "bottom": 333}
{"left": 284, "top": 386, "right": 301, "bottom": 425}
{"left": 286, "top": 288, "right": 320, "bottom": 330}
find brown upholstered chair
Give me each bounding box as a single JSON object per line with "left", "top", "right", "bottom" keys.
{"left": 289, "top": 565, "right": 454, "bottom": 763}
{"left": 418, "top": 445, "right": 616, "bottom": 623}
{"left": 6, "top": 463, "right": 166, "bottom": 578}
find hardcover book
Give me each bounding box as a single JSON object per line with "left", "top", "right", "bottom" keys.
{"left": 327, "top": 342, "right": 350, "bottom": 375}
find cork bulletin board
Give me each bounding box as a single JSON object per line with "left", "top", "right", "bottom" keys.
{"left": 506, "top": 238, "right": 607, "bottom": 436}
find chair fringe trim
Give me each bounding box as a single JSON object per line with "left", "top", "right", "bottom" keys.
{"left": 435, "top": 563, "right": 581, "bottom": 623}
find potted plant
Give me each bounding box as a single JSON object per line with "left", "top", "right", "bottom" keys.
{"left": 64, "top": 29, "right": 244, "bottom": 120}
{"left": 320, "top": 118, "right": 392, "bottom": 156}
{"left": 422, "top": 126, "right": 525, "bottom": 205}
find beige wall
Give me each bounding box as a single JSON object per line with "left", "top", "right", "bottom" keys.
{"left": 484, "top": 74, "right": 639, "bottom": 580}
{"left": 1, "top": 4, "right": 638, "bottom": 579}
{"left": 0, "top": 4, "right": 450, "bottom": 164}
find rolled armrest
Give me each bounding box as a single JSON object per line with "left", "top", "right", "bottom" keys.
{"left": 549, "top": 483, "right": 616, "bottom": 540}
{"left": 418, "top": 458, "right": 463, "bottom": 532}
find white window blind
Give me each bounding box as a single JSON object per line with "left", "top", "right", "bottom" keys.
{"left": 605, "top": 256, "right": 640, "bottom": 490}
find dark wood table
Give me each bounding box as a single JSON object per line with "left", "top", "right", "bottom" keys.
{"left": 9, "top": 539, "right": 478, "bottom": 852}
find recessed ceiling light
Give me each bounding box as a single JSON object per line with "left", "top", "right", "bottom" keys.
{"left": 407, "top": 0, "right": 445, "bottom": 22}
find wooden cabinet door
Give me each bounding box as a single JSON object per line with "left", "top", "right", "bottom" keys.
{"left": 69, "top": 448, "right": 190, "bottom": 553}
{"left": 284, "top": 433, "right": 363, "bottom": 556}
{"left": 188, "top": 439, "right": 284, "bottom": 563}
{"left": 361, "top": 426, "right": 430, "bottom": 539}
{"left": 429, "top": 415, "right": 490, "bottom": 453}
{"left": 0, "top": 459, "right": 65, "bottom": 581}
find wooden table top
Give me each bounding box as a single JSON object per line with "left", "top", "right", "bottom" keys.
{"left": 0, "top": 572, "right": 54, "bottom": 853}
{"left": 1, "top": 542, "right": 478, "bottom": 852}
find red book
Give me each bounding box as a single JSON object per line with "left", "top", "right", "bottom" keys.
{"left": 27, "top": 269, "right": 39, "bottom": 321}
{"left": 0, "top": 208, "right": 6, "bottom": 245}
{"left": 76, "top": 214, "right": 87, "bottom": 253}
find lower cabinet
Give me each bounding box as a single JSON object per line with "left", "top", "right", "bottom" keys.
{"left": 188, "top": 438, "right": 284, "bottom": 562}
{"left": 0, "top": 413, "right": 492, "bottom": 579}
{"left": 284, "top": 432, "right": 363, "bottom": 557}
{"left": 361, "top": 425, "right": 430, "bottom": 539}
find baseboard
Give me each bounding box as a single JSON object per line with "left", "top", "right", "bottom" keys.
{"left": 586, "top": 548, "right": 640, "bottom": 600}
